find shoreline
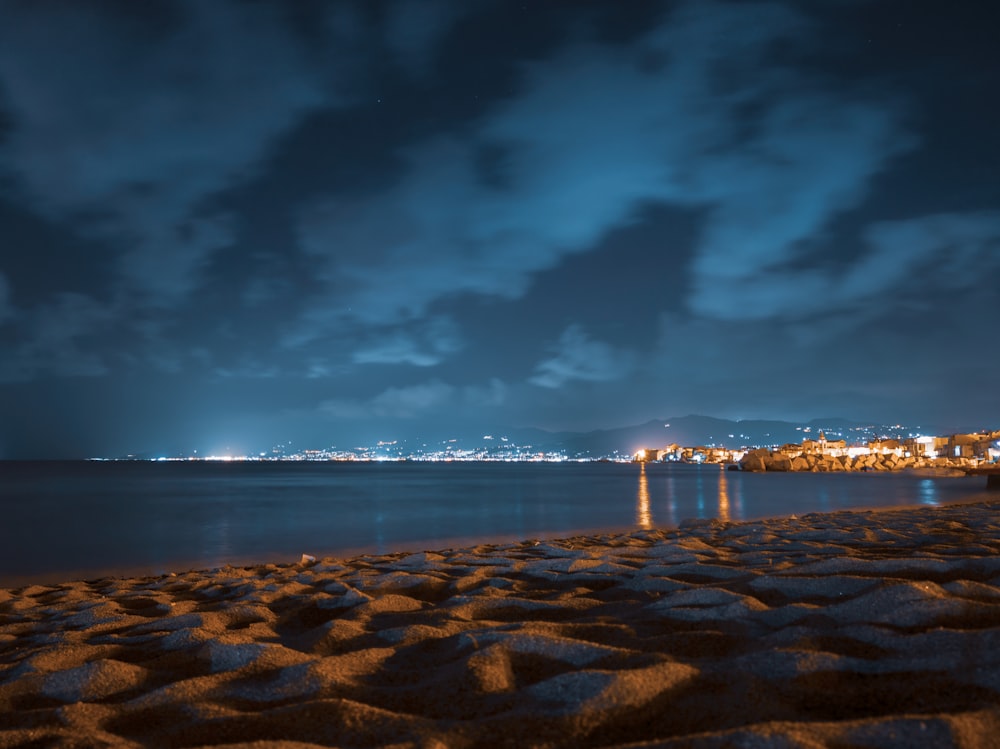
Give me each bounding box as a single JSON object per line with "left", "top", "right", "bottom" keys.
{"left": 2, "top": 469, "right": 991, "bottom": 590}
{"left": 4, "top": 499, "right": 1000, "bottom": 747}
{"left": 5, "top": 493, "right": 991, "bottom": 591}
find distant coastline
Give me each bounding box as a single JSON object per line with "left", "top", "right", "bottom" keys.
{"left": 40, "top": 415, "right": 999, "bottom": 465}
{"left": 636, "top": 427, "right": 1000, "bottom": 474}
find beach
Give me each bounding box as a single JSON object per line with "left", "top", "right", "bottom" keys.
{"left": 3, "top": 499, "right": 1000, "bottom": 748}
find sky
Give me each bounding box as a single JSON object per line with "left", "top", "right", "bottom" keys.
{"left": 0, "top": 0, "right": 997, "bottom": 458}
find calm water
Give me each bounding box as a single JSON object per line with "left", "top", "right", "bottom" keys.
{"left": 0, "top": 460, "right": 990, "bottom": 585}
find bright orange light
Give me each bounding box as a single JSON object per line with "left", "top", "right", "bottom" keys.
{"left": 636, "top": 463, "right": 652, "bottom": 529}
{"left": 717, "top": 469, "right": 730, "bottom": 523}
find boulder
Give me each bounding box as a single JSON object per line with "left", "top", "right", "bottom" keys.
{"left": 764, "top": 453, "right": 792, "bottom": 472}
{"left": 739, "top": 449, "right": 769, "bottom": 472}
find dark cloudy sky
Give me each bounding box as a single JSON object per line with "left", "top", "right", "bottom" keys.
{"left": 0, "top": 0, "right": 997, "bottom": 458}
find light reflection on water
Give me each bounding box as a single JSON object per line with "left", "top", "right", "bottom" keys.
{"left": 729, "top": 469, "right": 743, "bottom": 520}
{"left": 664, "top": 472, "right": 677, "bottom": 526}
{"left": 818, "top": 487, "right": 831, "bottom": 513}
{"left": 650, "top": 464, "right": 731, "bottom": 522}
{"left": 920, "top": 478, "right": 939, "bottom": 505}
{"left": 202, "top": 515, "right": 233, "bottom": 563}
{"left": 717, "top": 467, "right": 730, "bottom": 522}
{"left": 0, "top": 460, "right": 990, "bottom": 584}
{"left": 636, "top": 464, "right": 652, "bottom": 529}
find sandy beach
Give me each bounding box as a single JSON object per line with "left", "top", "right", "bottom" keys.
{"left": 3, "top": 499, "right": 1000, "bottom": 748}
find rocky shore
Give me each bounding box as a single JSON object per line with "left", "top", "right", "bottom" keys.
{"left": 739, "top": 448, "right": 978, "bottom": 474}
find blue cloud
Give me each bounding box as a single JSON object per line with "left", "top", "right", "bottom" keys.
{"left": 319, "top": 377, "right": 505, "bottom": 422}
{"left": 294, "top": 0, "right": 915, "bottom": 343}
{"left": 0, "top": 293, "right": 112, "bottom": 382}
{"left": 0, "top": 0, "right": 329, "bottom": 307}
{"left": 384, "top": 0, "right": 479, "bottom": 75}
{"left": 531, "top": 324, "right": 635, "bottom": 388}
{"left": 686, "top": 209, "right": 1000, "bottom": 327}
{"left": 855, "top": 211, "right": 1000, "bottom": 296}
{"left": 353, "top": 317, "right": 462, "bottom": 367}
{"left": 0, "top": 272, "right": 11, "bottom": 325}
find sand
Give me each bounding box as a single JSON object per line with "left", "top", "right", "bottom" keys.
{"left": 3, "top": 500, "right": 1000, "bottom": 748}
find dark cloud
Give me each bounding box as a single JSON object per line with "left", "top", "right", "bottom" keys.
{"left": 0, "top": 271, "right": 10, "bottom": 324}
{"left": 0, "top": 0, "right": 996, "bottom": 456}
{"left": 353, "top": 317, "right": 462, "bottom": 367}
{"left": 0, "top": 292, "right": 112, "bottom": 382}
{"left": 293, "top": 0, "right": 915, "bottom": 337}
{"left": 319, "top": 377, "right": 506, "bottom": 425}
{"left": 383, "top": 0, "right": 478, "bottom": 75}
{"left": 0, "top": 0, "right": 330, "bottom": 306}
{"left": 531, "top": 324, "right": 636, "bottom": 389}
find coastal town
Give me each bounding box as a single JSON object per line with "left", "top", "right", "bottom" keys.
{"left": 634, "top": 429, "right": 1000, "bottom": 473}
{"left": 115, "top": 424, "right": 1000, "bottom": 471}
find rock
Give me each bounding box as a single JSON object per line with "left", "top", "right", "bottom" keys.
{"left": 739, "top": 449, "right": 769, "bottom": 472}
{"left": 765, "top": 453, "right": 792, "bottom": 472}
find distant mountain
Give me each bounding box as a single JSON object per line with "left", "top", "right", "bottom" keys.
{"left": 497, "top": 415, "right": 938, "bottom": 458}
{"left": 272, "top": 415, "right": 965, "bottom": 461}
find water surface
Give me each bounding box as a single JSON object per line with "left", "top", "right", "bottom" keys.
{"left": 0, "top": 460, "right": 988, "bottom": 585}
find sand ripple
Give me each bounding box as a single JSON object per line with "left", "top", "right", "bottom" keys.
{"left": 3, "top": 500, "right": 1000, "bottom": 747}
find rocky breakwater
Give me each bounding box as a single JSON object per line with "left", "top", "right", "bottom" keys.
{"left": 738, "top": 448, "right": 975, "bottom": 475}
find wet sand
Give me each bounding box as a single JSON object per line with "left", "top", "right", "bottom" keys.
{"left": 3, "top": 499, "right": 1000, "bottom": 747}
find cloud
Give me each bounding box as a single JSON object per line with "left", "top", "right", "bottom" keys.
{"left": 321, "top": 380, "right": 455, "bottom": 420}
{"left": 0, "top": 0, "right": 965, "bottom": 403}
{"left": 691, "top": 209, "right": 1000, "bottom": 329}
{"left": 295, "top": 136, "right": 572, "bottom": 330}
{"left": 648, "top": 248, "right": 1000, "bottom": 426}
{"left": 295, "top": 0, "right": 914, "bottom": 338}
{"left": 687, "top": 99, "right": 915, "bottom": 320}
{"left": 320, "top": 377, "right": 506, "bottom": 422}
{"left": 353, "top": 335, "right": 443, "bottom": 367}
{"left": 383, "top": 0, "right": 477, "bottom": 75}
{"left": 353, "top": 317, "right": 462, "bottom": 367}
{"left": 0, "top": 293, "right": 113, "bottom": 382}
{"left": 853, "top": 211, "right": 1000, "bottom": 297}
{"left": 487, "top": 3, "right": 915, "bottom": 323}
{"left": 530, "top": 324, "right": 635, "bottom": 388}
{"left": 0, "top": 272, "right": 11, "bottom": 325}
{"left": 464, "top": 377, "right": 507, "bottom": 408}
{"left": 371, "top": 380, "right": 456, "bottom": 418}
{"left": 0, "top": 0, "right": 329, "bottom": 306}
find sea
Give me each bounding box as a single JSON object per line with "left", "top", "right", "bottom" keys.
{"left": 0, "top": 460, "right": 991, "bottom": 586}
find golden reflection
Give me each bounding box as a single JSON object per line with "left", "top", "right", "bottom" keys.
{"left": 664, "top": 474, "right": 677, "bottom": 527}
{"left": 636, "top": 463, "right": 652, "bottom": 529}
{"left": 717, "top": 466, "right": 730, "bottom": 522}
